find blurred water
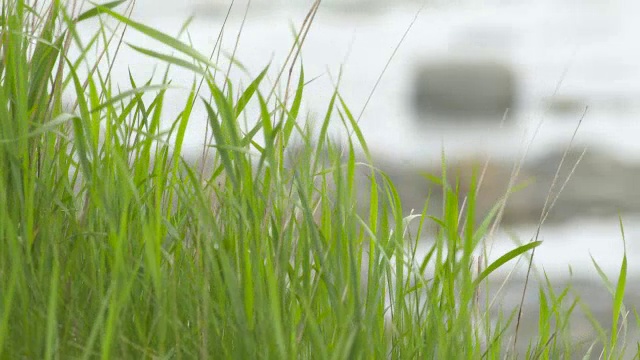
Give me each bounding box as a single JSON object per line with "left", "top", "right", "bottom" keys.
{"left": 68, "top": 0, "right": 640, "bottom": 280}
{"left": 72, "top": 0, "right": 640, "bottom": 161}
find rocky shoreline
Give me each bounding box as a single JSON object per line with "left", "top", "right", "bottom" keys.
{"left": 365, "top": 146, "right": 640, "bottom": 226}
{"left": 485, "top": 275, "right": 640, "bottom": 359}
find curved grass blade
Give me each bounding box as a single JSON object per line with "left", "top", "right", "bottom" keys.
{"left": 288, "top": 66, "right": 304, "bottom": 121}
{"left": 75, "top": 0, "right": 127, "bottom": 23}
{"left": 610, "top": 216, "right": 628, "bottom": 350}
{"left": 202, "top": 98, "right": 238, "bottom": 189}
{"left": 234, "top": 67, "right": 268, "bottom": 117}
{"left": 0, "top": 113, "right": 75, "bottom": 143}
{"left": 127, "top": 44, "right": 214, "bottom": 75}
{"left": 338, "top": 94, "right": 370, "bottom": 160}
{"left": 283, "top": 67, "right": 304, "bottom": 143}
{"left": 473, "top": 241, "right": 542, "bottom": 287}
{"left": 89, "top": 84, "right": 173, "bottom": 114}
{"left": 97, "top": 5, "right": 223, "bottom": 70}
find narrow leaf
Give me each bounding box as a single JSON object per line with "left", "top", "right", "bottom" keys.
{"left": 234, "top": 67, "right": 268, "bottom": 117}
{"left": 473, "top": 241, "right": 542, "bottom": 287}
{"left": 75, "top": 0, "right": 127, "bottom": 23}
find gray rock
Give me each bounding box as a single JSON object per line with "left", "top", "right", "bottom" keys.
{"left": 368, "top": 147, "right": 640, "bottom": 225}
{"left": 412, "top": 59, "right": 517, "bottom": 120}
{"left": 525, "top": 148, "right": 640, "bottom": 223}
{"left": 484, "top": 275, "right": 640, "bottom": 359}
{"left": 544, "top": 95, "right": 587, "bottom": 115}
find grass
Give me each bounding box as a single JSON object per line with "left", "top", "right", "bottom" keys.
{"left": 0, "top": 0, "right": 637, "bottom": 358}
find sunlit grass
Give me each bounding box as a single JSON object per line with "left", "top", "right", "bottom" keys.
{"left": 0, "top": 0, "right": 636, "bottom": 358}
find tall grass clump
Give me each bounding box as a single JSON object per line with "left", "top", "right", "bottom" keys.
{"left": 0, "top": 0, "right": 636, "bottom": 358}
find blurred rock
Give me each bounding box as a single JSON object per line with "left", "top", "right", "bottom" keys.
{"left": 369, "top": 147, "right": 640, "bottom": 225}
{"left": 412, "top": 59, "right": 517, "bottom": 121}
{"left": 544, "top": 95, "right": 587, "bottom": 115}
{"left": 525, "top": 147, "right": 640, "bottom": 222}
{"left": 486, "top": 275, "right": 640, "bottom": 359}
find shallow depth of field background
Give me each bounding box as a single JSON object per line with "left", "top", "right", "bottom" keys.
{"left": 67, "top": 0, "right": 640, "bottom": 327}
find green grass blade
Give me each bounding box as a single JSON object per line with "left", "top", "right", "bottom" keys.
{"left": 234, "top": 66, "right": 268, "bottom": 117}
{"left": 97, "top": 6, "right": 225, "bottom": 70}
{"left": 473, "top": 241, "right": 542, "bottom": 287}
{"left": 75, "top": 0, "right": 127, "bottom": 23}
{"left": 202, "top": 98, "right": 238, "bottom": 189}
{"left": 90, "top": 84, "right": 173, "bottom": 114}
{"left": 127, "top": 44, "right": 216, "bottom": 75}
{"left": 338, "top": 94, "right": 370, "bottom": 160}
{"left": 0, "top": 113, "right": 74, "bottom": 143}
{"left": 282, "top": 67, "right": 304, "bottom": 143}
{"left": 609, "top": 216, "right": 628, "bottom": 351}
